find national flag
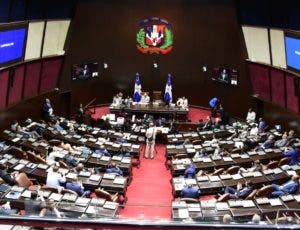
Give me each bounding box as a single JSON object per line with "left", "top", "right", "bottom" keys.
{"left": 133, "top": 73, "right": 142, "bottom": 102}
{"left": 164, "top": 73, "right": 172, "bottom": 102}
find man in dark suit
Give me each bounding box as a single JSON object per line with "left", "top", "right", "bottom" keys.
{"left": 42, "top": 98, "right": 54, "bottom": 121}
{"left": 271, "top": 175, "right": 300, "bottom": 197}
{"left": 181, "top": 184, "right": 200, "bottom": 199}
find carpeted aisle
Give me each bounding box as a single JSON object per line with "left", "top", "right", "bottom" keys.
{"left": 119, "top": 144, "right": 173, "bottom": 220}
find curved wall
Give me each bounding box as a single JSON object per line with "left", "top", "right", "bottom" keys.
{"left": 60, "top": 0, "right": 251, "bottom": 118}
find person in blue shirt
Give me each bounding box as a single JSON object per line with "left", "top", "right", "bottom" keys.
{"left": 42, "top": 98, "right": 54, "bottom": 121}
{"left": 53, "top": 120, "right": 64, "bottom": 132}
{"left": 223, "top": 181, "right": 253, "bottom": 199}
{"left": 184, "top": 163, "right": 196, "bottom": 179}
{"left": 66, "top": 177, "right": 90, "bottom": 197}
{"left": 271, "top": 175, "right": 300, "bottom": 197}
{"left": 181, "top": 184, "right": 200, "bottom": 199}
{"left": 209, "top": 97, "right": 219, "bottom": 117}
{"left": 95, "top": 145, "right": 111, "bottom": 157}
{"left": 105, "top": 162, "right": 123, "bottom": 176}
{"left": 258, "top": 118, "right": 266, "bottom": 132}
{"left": 283, "top": 146, "right": 299, "bottom": 166}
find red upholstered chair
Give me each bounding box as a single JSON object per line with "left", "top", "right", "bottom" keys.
{"left": 217, "top": 193, "right": 230, "bottom": 202}
{"left": 61, "top": 189, "right": 78, "bottom": 195}
{"left": 211, "top": 168, "right": 224, "bottom": 176}
{"left": 10, "top": 147, "right": 27, "bottom": 159}
{"left": 225, "top": 166, "right": 240, "bottom": 175}
{"left": 35, "top": 155, "right": 47, "bottom": 164}
{"left": 59, "top": 161, "right": 70, "bottom": 169}
{"left": 255, "top": 185, "right": 273, "bottom": 197}
{"left": 245, "top": 189, "right": 258, "bottom": 200}
{"left": 278, "top": 157, "right": 290, "bottom": 167}
{"left": 94, "top": 188, "right": 119, "bottom": 202}
{"left": 41, "top": 185, "right": 59, "bottom": 193}
{"left": 192, "top": 140, "right": 202, "bottom": 145}
{"left": 27, "top": 151, "right": 37, "bottom": 163}
{"left": 266, "top": 161, "right": 279, "bottom": 169}
{"left": 180, "top": 198, "right": 199, "bottom": 203}
{"left": 48, "top": 139, "right": 62, "bottom": 146}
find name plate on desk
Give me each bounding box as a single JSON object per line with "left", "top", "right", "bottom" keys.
{"left": 103, "top": 173, "right": 116, "bottom": 180}
{"left": 121, "top": 158, "right": 131, "bottom": 164}
{"left": 197, "top": 176, "right": 209, "bottom": 182}
{"left": 269, "top": 199, "right": 282, "bottom": 206}
{"left": 172, "top": 201, "right": 187, "bottom": 208}
{"left": 112, "top": 156, "right": 122, "bottom": 161}
{"left": 220, "top": 174, "right": 232, "bottom": 180}
{"left": 5, "top": 191, "right": 21, "bottom": 199}
{"left": 281, "top": 195, "right": 294, "bottom": 202}
{"left": 209, "top": 176, "right": 220, "bottom": 182}
{"left": 76, "top": 197, "right": 90, "bottom": 207}
{"left": 256, "top": 198, "right": 270, "bottom": 204}
{"left": 89, "top": 174, "right": 101, "bottom": 182}
{"left": 103, "top": 201, "right": 118, "bottom": 210}
{"left": 90, "top": 198, "right": 106, "bottom": 206}
{"left": 79, "top": 171, "right": 91, "bottom": 177}
{"left": 113, "top": 177, "right": 126, "bottom": 185}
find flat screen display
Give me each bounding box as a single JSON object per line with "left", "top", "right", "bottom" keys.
{"left": 211, "top": 67, "right": 238, "bottom": 86}
{"left": 72, "top": 62, "right": 99, "bottom": 80}
{"left": 285, "top": 35, "right": 300, "bottom": 71}
{"left": 0, "top": 28, "right": 26, "bottom": 66}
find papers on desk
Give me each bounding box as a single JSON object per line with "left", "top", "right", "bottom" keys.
{"left": 203, "top": 158, "right": 212, "bottom": 163}
{"left": 112, "top": 156, "right": 122, "bottom": 161}
{"left": 269, "top": 199, "right": 282, "bottom": 206}
{"left": 5, "top": 191, "right": 21, "bottom": 199}
{"left": 294, "top": 195, "right": 300, "bottom": 202}
{"left": 19, "top": 159, "right": 29, "bottom": 165}
{"left": 178, "top": 208, "right": 189, "bottom": 219}
{"left": 11, "top": 186, "right": 25, "bottom": 193}
{"left": 228, "top": 200, "right": 243, "bottom": 207}
{"left": 37, "top": 164, "right": 48, "bottom": 170}
{"left": 3, "top": 130, "right": 11, "bottom": 134}
{"left": 286, "top": 170, "right": 297, "bottom": 176}
{"left": 8, "top": 158, "right": 18, "bottom": 165}
{"left": 62, "top": 193, "right": 77, "bottom": 202}
{"left": 66, "top": 173, "right": 77, "bottom": 180}
{"left": 232, "top": 174, "right": 242, "bottom": 180}
{"left": 243, "top": 200, "right": 255, "bottom": 208}
{"left": 172, "top": 201, "right": 187, "bottom": 208}
{"left": 12, "top": 137, "right": 20, "bottom": 143}
{"left": 100, "top": 156, "right": 110, "bottom": 161}
{"left": 79, "top": 171, "right": 91, "bottom": 177}
{"left": 197, "top": 176, "right": 209, "bottom": 182}
{"left": 220, "top": 174, "right": 232, "bottom": 180}
{"left": 103, "top": 173, "right": 116, "bottom": 180}
{"left": 90, "top": 198, "right": 106, "bottom": 206}
{"left": 187, "top": 203, "right": 201, "bottom": 212}
{"left": 28, "top": 138, "right": 35, "bottom": 142}
{"left": 187, "top": 148, "right": 196, "bottom": 153}
{"left": 281, "top": 195, "right": 294, "bottom": 202}
{"left": 263, "top": 169, "right": 273, "bottom": 175}
{"left": 2, "top": 154, "right": 11, "bottom": 159}
{"left": 89, "top": 174, "right": 101, "bottom": 182}
{"left": 121, "top": 158, "right": 131, "bottom": 164}
{"left": 209, "top": 176, "right": 220, "bottom": 182}
{"left": 76, "top": 197, "right": 90, "bottom": 207}
{"left": 132, "top": 144, "right": 139, "bottom": 149}
{"left": 273, "top": 168, "right": 282, "bottom": 174}
{"left": 231, "top": 154, "right": 240, "bottom": 158}
{"left": 112, "top": 143, "right": 121, "bottom": 148}
{"left": 256, "top": 198, "right": 270, "bottom": 204}
{"left": 200, "top": 200, "right": 216, "bottom": 208}
{"left": 248, "top": 151, "right": 257, "bottom": 156}
{"left": 122, "top": 143, "right": 131, "bottom": 147}
{"left": 253, "top": 171, "right": 262, "bottom": 177}
{"left": 216, "top": 202, "right": 229, "bottom": 211}
{"left": 257, "top": 151, "right": 266, "bottom": 156}
{"left": 39, "top": 142, "right": 48, "bottom": 147}
{"left": 103, "top": 201, "right": 118, "bottom": 210}
{"left": 0, "top": 159, "right": 8, "bottom": 165}
{"left": 174, "top": 183, "right": 185, "bottom": 191}
{"left": 21, "top": 190, "right": 31, "bottom": 198}
{"left": 113, "top": 177, "right": 126, "bottom": 185}
{"left": 223, "top": 157, "right": 233, "bottom": 162}
{"left": 49, "top": 193, "right": 63, "bottom": 202}
{"left": 185, "top": 178, "right": 197, "bottom": 185}
{"left": 240, "top": 154, "right": 249, "bottom": 159}
{"left": 88, "top": 138, "right": 97, "bottom": 143}
{"left": 14, "top": 163, "right": 25, "bottom": 171}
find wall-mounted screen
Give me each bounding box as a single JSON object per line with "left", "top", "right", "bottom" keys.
{"left": 285, "top": 34, "right": 300, "bottom": 72}
{"left": 0, "top": 27, "right": 27, "bottom": 67}
{"left": 211, "top": 67, "right": 238, "bottom": 86}
{"left": 72, "top": 62, "right": 99, "bottom": 80}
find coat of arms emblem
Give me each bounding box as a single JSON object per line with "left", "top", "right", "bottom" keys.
{"left": 136, "top": 17, "right": 173, "bottom": 54}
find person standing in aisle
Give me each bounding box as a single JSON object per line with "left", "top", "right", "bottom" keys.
{"left": 145, "top": 123, "right": 156, "bottom": 159}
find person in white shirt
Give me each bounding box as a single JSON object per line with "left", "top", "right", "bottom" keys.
{"left": 46, "top": 166, "right": 66, "bottom": 190}
{"left": 46, "top": 147, "right": 63, "bottom": 166}
{"left": 182, "top": 97, "right": 188, "bottom": 109}
{"left": 141, "top": 92, "right": 150, "bottom": 104}
{"left": 145, "top": 123, "right": 156, "bottom": 159}
{"left": 176, "top": 97, "right": 183, "bottom": 107}
{"left": 249, "top": 124, "right": 258, "bottom": 136}
{"left": 246, "top": 108, "right": 256, "bottom": 123}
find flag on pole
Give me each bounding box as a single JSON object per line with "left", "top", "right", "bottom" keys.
{"left": 133, "top": 73, "right": 142, "bottom": 102}
{"left": 164, "top": 73, "right": 172, "bottom": 102}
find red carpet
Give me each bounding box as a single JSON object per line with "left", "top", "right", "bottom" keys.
{"left": 119, "top": 144, "right": 173, "bottom": 220}
{"left": 88, "top": 106, "right": 110, "bottom": 120}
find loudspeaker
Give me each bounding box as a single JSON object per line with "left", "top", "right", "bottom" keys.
{"left": 9, "top": 67, "right": 16, "bottom": 87}
{"left": 294, "top": 77, "right": 299, "bottom": 96}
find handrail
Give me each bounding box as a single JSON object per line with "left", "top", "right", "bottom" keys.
{"left": 84, "top": 98, "right": 97, "bottom": 110}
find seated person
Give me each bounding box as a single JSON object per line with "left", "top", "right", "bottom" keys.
{"left": 203, "top": 116, "right": 213, "bottom": 130}
{"left": 283, "top": 146, "right": 299, "bottom": 166}
{"left": 52, "top": 120, "right": 65, "bottom": 132}
{"left": 249, "top": 124, "right": 258, "bottom": 136}
{"left": 40, "top": 199, "right": 61, "bottom": 218}
{"left": 95, "top": 145, "right": 111, "bottom": 157}
{"left": 0, "top": 164, "right": 17, "bottom": 186}
{"left": 66, "top": 176, "right": 91, "bottom": 197}
{"left": 11, "top": 121, "right": 40, "bottom": 138}
{"left": 176, "top": 97, "right": 183, "bottom": 108}
{"left": 209, "top": 97, "right": 219, "bottom": 117}
{"left": 275, "top": 132, "right": 288, "bottom": 148}
{"left": 255, "top": 135, "right": 275, "bottom": 150}
{"left": 246, "top": 108, "right": 256, "bottom": 123}
{"left": 184, "top": 163, "right": 196, "bottom": 179}
{"left": 46, "top": 166, "right": 66, "bottom": 190}
{"left": 223, "top": 181, "right": 253, "bottom": 199}
{"left": 63, "top": 152, "right": 79, "bottom": 168}
{"left": 140, "top": 92, "right": 150, "bottom": 104}
{"left": 258, "top": 118, "right": 266, "bottom": 132}
{"left": 181, "top": 183, "right": 200, "bottom": 199}
{"left": 214, "top": 118, "right": 222, "bottom": 129}
{"left": 59, "top": 141, "right": 75, "bottom": 154}
{"left": 197, "top": 119, "right": 205, "bottom": 130}
{"left": 182, "top": 97, "right": 188, "bottom": 109}
{"left": 239, "top": 160, "right": 264, "bottom": 173}
{"left": 271, "top": 175, "right": 300, "bottom": 197}
{"left": 193, "top": 149, "right": 208, "bottom": 160}
{"left": 287, "top": 130, "right": 296, "bottom": 145}
{"left": 24, "top": 191, "right": 46, "bottom": 216}
{"left": 105, "top": 162, "right": 123, "bottom": 176}
{"left": 46, "top": 147, "right": 62, "bottom": 166}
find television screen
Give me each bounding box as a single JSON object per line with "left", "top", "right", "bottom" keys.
{"left": 0, "top": 27, "right": 27, "bottom": 66}
{"left": 285, "top": 35, "right": 300, "bottom": 71}
{"left": 211, "top": 67, "right": 238, "bottom": 86}
{"left": 72, "top": 62, "right": 99, "bottom": 80}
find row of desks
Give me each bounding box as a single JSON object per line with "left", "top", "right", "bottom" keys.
{"left": 172, "top": 194, "right": 300, "bottom": 222}
{"left": 172, "top": 165, "right": 300, "bottom": 196}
